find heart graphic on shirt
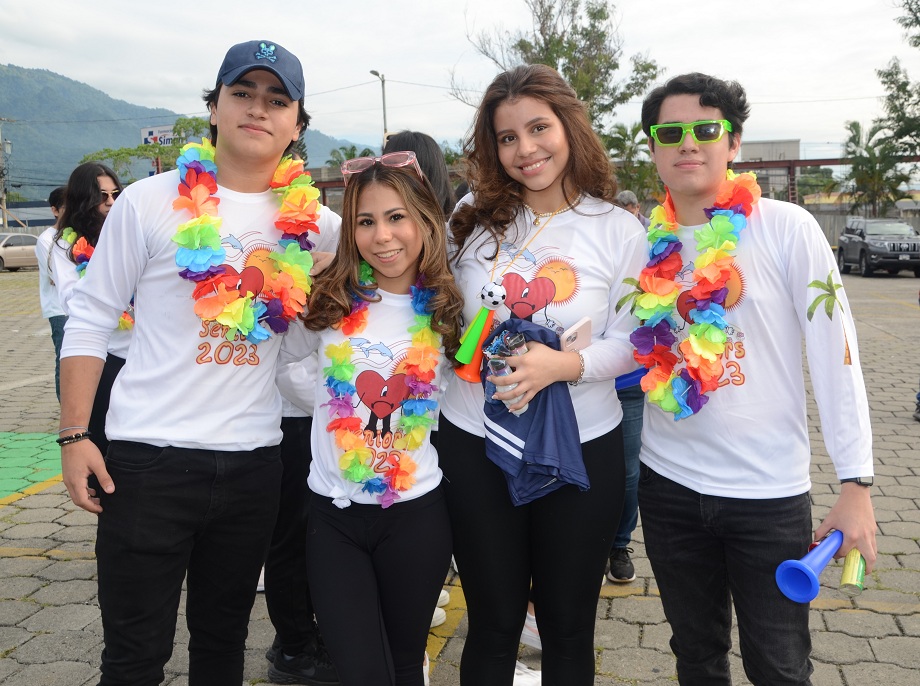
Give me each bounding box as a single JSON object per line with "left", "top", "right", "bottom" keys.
{"left": 221, "top": 264, "right": 265, "bottom": 298}
{"left": 355, "top": 371, "right": 411, "bottom": 418}
{"left": 676, "top": 291, "right": 697, "bottom": 324}
{"left": 501, "top": 273, "right": 556, "bottom": 320}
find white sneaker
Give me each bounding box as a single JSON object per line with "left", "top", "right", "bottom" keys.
{"left": 519, "top": 610, "right": 541, "bottom": 650}
{"left": 423, "top": 651, "right": 430, "bottom": 686}
{"left": 256, "top": 567, "right": 265, "bottom": 593}
{"left": 430, "top": 606, "right": 447, "bottom": 629}
{"left": 437, "top": 589, "right": 450, "bottom": 607}
{"left": 513, "top": 660, "right": 542, "bottom": 685}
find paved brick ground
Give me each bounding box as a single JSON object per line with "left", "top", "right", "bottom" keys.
{"left": 1, "top": 267, "right": 918, "bottom": 685}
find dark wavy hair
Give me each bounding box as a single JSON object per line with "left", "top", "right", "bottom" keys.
{"left": 384, "top": 131, "right": 456, "bottom": 217}
{"left": 300, "top": 164, "right": 463, "bottom": 364}
{"left": 55, "top": 163, "right": 122, "bottom": 262}
{"left": 641, "top": 72, "right": 750, "bottom": 149}
{"left": 451, "top": 64, "right": 617, "bottom": 260}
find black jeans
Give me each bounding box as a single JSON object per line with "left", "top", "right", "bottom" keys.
{"left": 95, "top": 440, "right": 282, "bottom": 686}
{"left": 89, "top": 353, "right": 125, "bottom": 457}
{"left": 638, "top": 464, "right": 814, "bottom": 685}
{"left": 306, "top": 488, "right": 452, "bottom": 686}
{"left": 439, "top": 416, "right": 625, "bottom": 686}
{"left": 264, "top": 416, "right": 316, "bottom": 655}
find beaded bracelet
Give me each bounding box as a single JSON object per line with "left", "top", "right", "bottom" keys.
{"left": 56, "top": 431, "right": 92, "bottom": 446}
{"left": 568, "top": 350, "right": 585, "bottom": 387}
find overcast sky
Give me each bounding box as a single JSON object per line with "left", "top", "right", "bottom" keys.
{"left": 2, "top": 0, "right": 918, "bottom": 160}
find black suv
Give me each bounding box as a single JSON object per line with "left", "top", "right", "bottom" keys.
{"left": 837, "top": 217, "right": 920, "bottom": 277}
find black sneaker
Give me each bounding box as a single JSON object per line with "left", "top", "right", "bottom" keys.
{"left": 268, "top": 637, "right": 339, "bottom": 686}
{"left": 606, "top": 547, "right": 636, "bottom": 583}
{"left": 914, "top": 402, "right": 920, "bottom": 422}
{"left": 265, "top": 635, "right": 281, "bottom": 664}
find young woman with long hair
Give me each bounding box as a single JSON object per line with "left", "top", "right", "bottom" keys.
{"left": 439, "top": 64, "right": 647, "bottom": 685}
{"left": 278, "top": 155, "right": 463, "bottom": 686}
{"left": 51, "top": 162, "right": 129, "bottom": 457}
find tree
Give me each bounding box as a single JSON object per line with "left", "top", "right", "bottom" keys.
{"left": 441, "top": 140, "right": 464, "bottom": 166}
{"left": 878, "top": 1, "right": 920, "bottom": 155}
{"left": 604, "top": 121, "right": 661, "bottom": 204}
{"left": 841, "top": 121, "right": 911, "bottom": 217}
{"left": 326, "top": 145, "right": 375, "bottom": 168}
{"left": 795, "top": 166, "right": 839, "bottom": 200}
{"left": 452, "top": 0, "right": 660, "bottom": 129}
{"left": 82, "top": 116, "right": 210, "bottom": 181}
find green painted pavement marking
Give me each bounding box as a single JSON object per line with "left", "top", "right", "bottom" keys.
{"left": 0, "top": 432, "right": 61, "bottom": 501}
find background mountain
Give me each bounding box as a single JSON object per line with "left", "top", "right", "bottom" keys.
{"left": 0, "top": 64, "right": 376, "bottom": 200}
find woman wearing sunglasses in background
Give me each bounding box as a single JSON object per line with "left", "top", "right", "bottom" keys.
{"left": 51, "top": 162, "right": 130, "bottom": 458}
{"left": 439, "top": 64, "right": 647, "bottom": 685}
{"left": 278, "top": 152, "right": 463, "bottom": 686}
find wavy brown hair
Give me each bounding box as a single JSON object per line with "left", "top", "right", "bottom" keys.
{"left": 301, "top": 164, "right": 463, "bottom": 365}
{"left": 451, "top": 64, "right": 617, "bottom": 261}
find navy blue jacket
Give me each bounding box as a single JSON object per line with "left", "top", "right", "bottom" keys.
{"left": 481, "top": 319, "right": 588, "bottom": 506}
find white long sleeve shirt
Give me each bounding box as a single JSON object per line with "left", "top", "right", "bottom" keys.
{"left": 61, "top": 169, "right": 341, "bottom": 450}
{"left": 35, "top": 227, "right": 65, "bottom": 319}
{"left": 640, "top": 198, "right": 873, "bottom": 498}
{"left": 441, "top": 195, "right": 647, "bottom": 442}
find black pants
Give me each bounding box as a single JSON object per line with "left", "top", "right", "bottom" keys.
{"left": 95, "top": 441, "right": 282, "bottom": 686}
{"left": 439, "top": 416, "right": 625, "bottom": 686}
{"left": 306, "top": 488, "right": 452, "bottom": 686}
{"left": 89, "top": 353, "right": 125, "bottom": 456}
{"left": 264, "top": 416, "right": 316, "bottom": 655}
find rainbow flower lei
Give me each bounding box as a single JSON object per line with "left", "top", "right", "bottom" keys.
{"left": 321, "top": 261, "right": 441, "bottom": 508}
{"left": 630, "top": 170, "right": 761, "bottom": 420}
{"left": 171, "top": 140, "right": 319, "bottom": 343}
{"left": 61, "top": 227, "right": 134, "bottom": 330}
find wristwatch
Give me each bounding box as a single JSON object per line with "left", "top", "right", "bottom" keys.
{"left": 840, "top": 476, "right": 873, "bottom": 487}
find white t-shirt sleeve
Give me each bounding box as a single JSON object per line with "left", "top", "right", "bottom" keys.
{"left": 278, "top": 323, "right": 322, "bottom": 414}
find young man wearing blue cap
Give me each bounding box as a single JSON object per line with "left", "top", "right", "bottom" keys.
{"left": 58, "top": 40, "right": 340, "bottom": 685}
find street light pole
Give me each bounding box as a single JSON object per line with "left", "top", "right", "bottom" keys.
{"left": 0, "top": 118, "right": 13, "bottom": 230}
{"left": 369, "top": 70, "right": 388, "bottom": 149}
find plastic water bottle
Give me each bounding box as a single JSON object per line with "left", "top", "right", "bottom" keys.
{"left": 487, "top": 358, "right": 529, "bottom": 416}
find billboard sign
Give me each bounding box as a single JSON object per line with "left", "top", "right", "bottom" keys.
{"left": 141, "top": 126, "right": 175, "bottom": 146}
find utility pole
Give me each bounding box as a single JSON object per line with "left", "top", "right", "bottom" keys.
{"left": 369, "top": 71, "right": 388, "bottom": 150}
{"left": 0, "top": 117, "right": 15, "bottom": 230}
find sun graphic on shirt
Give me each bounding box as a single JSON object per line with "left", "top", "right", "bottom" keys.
{"left": 245, "top": 244, "right": 277, "bottom": 281}
{"left": 534, "top": 257, "right": 579, "bottom": 305}
{"left": 675, "top": 260, "right": 747, "bottom": 324}
{"left": 724, "top": 261, "right": 746, "bottom": 311}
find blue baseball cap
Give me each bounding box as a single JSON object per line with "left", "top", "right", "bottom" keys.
{"left": 216, "top": 40, "right": 305, "bottom": 101}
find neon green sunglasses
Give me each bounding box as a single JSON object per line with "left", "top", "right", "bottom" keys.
{"left": 649, "top": 119, "right": 733, "bottom": 147}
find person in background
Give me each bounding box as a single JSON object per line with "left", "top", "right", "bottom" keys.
{"left": 51, "top": 164, "right": 128, "bottom": 457}
{"left": 635, "top": 72, "right": 875, "bottom": 684}
{"left": 606, "top": 369, "right": 644, "bottom": 583}
{"left": 35, "top": 186, "right": 67, "bottom": 401}
{"left": 384, "top": 130, "right": 456, "bottom": 218}
{"left": 58, "top": 39, "right": 341, "bottom": 685}
{"left": 615, "top": 189, "right": 650, "bottom": 228}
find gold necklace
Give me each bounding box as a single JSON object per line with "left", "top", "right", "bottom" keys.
{"left": 522, "top": 198, "right": 574, "bottom": 226}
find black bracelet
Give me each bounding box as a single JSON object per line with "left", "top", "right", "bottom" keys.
{"left": 56, "top": 431, "right": 92, "bottom": 446}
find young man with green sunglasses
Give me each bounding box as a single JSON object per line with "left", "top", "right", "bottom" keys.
{"left": 633, "top": 72, "right": 876, "bottom": 685}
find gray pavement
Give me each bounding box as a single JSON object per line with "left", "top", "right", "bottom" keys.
{"left": 1, "top": 266, "right": 919, "bottom": 685}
